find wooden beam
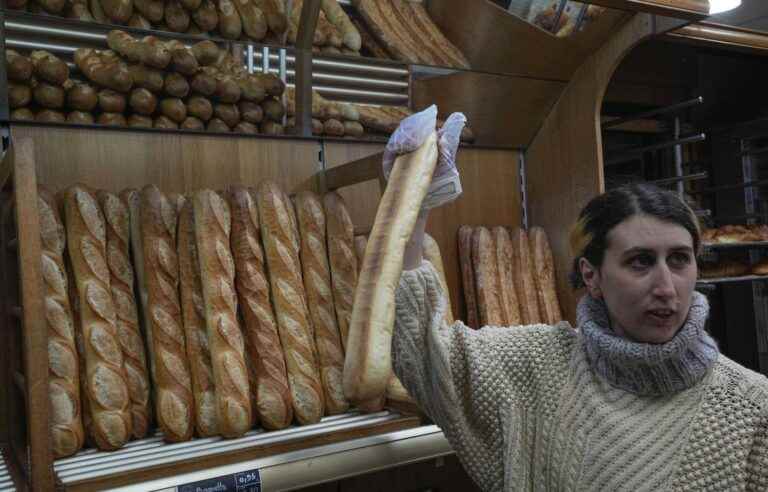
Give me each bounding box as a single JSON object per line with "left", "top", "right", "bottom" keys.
{"left": 667, "top": 21, "right": 768, "bottom": 53}
{"left": 0, "top": 146, "right": 13, "bottom": 191}
{"left": 294, "top": 0, "right": 321, "bottom": 137}
{"left": 10, "top": 135, "right": 54, "bottom": 491}
{"left": 583, "top": 0, "right": 709, "bottom": 20}
{"left": 322, "top": 151, "right": 384, "bottom": 191}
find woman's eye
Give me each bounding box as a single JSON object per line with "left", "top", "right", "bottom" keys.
{"left": 629, "top": 255, "right": 654, "bottom": 270}
{"left": 669, "top": 252, "right": 692, "bottom": 268}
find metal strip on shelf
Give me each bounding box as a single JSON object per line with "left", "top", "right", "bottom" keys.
{"left": 54, "top": 411, "right": 410, "bottom": 486}
{"left": 697, "top": 275, "right": 768, "bottom": 285}
{"left": 0, "top": 454, "right": 15, "bottom": 492}
{"left": 106, "top": 425, "right": 451, "bottom": 492}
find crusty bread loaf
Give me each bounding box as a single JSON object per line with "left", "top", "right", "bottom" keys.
{"left": 177, "top": 200, "right": 219, "bottom": 437}
{"left": 228, "top": 186, "right": 293, "bottom": 430}
{"left": 140, "top": 185, "right": 194, "bottom": 442}
{"left": 167, "top": 192, "right": 187, "bottom": 215}
{"left": 343, "top": 132, "right": 438, "bottom": 403}
{"left": 529, "top": 227, "right": 562, "bottom": 325}
{"left": 355, "top": 0, "right": 419, "bottom": 63}
{"left": 63, "top": 184, "right": 132, "bottom": 450}
{"left": 405, "top": 1, "right": 470, "bottom": 69}
{"left": 492, "top": 226, "right": 521, "bottom": 326}
{"left": 39, "top": 187, "right": 84, "bottom": 458}
{"left": 256, "top": 180, "right": 324, "bottom": 425}
{"left": 457, "top": 226, "right": 479, "bottom": 329}
{"left": 353, "top": 235, "right": 368, "bottom": 265}
{"left": 423, "top": 233, "right": 455, "bottom": 326}
{"left": 752, "top": 259, "right": 768, "bottom": 276}
{"left": 323, "top": 192, "right": 357, "bottom": 351}
{"left": 97, "top": 191, "right": 151, "bottom": 439}
{"left": 295, "top": 191, "right": 349, "bottom": 415}
{"left": 471, "top": 227, "right": 504, "bottom": 327}
{"left": 193, "top": 190, "right": 252, "bottom": 438}
{"left": 509, "top": 228, "right": 542, "bottom": 325}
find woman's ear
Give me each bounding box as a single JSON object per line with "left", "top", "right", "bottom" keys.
{"left": 579, "top": 258, "right": 602, "bottom": 299}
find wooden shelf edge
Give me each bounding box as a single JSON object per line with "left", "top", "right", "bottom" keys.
{"left": 666, "top": 22, "right": 768, "bottom": 52}
{"left": 697, "top": 274, "right": 768, "bottom": 285}
{"left": 585, "top": 0, "right": 709, "bottom": 20}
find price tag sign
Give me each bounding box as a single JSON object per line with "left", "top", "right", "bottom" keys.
{"left": 178, "top": 468, "right": 261, "bottom": 492}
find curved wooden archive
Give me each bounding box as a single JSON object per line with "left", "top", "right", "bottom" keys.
{"left": 6, "top": 0, "right": 768, "bottom": 490}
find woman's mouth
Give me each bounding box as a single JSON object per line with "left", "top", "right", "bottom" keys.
{"left": 647, "top": 309, "right": 675, "bottom": 324}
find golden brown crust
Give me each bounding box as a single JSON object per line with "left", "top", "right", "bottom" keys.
{"left": 509, "top": 228, "right": 542, "bottom": 325}
{"left": 295, "top": 191, "right": 349, "bottom": 415}
{"left": 193, "top": 190, "right": 252, "bottom": 438}
{"left": 406, "top": 2, "right": 470, "bottom": 69}
{"left": 97, "top": 190, "right": 152, "bottom": 439}
{"left": 177, "top": 200, "right": 219, "bottom": 437}
{"left": 457, "top": 226, "right": 479, "bottom": 329}
{"left": 529, "top": 227, "right": 562, "bottom": 325}
{"left": 423, "top": 233, "right": 455, "bottom": 326}
{"left": 323, "top": 192, "right": 357, "bottom": 351}
{"left": 40, "top": 186, "right": 85, "bottom": 458}
{"left": 471, "top": 227, "right": 504, "bottom": 327}
{"left": 257, "top": 180, "right": 324, "bottom": 425}
{"left": 63, "top": 184, "right": 133, "bottom": 450}
{"left": 354, "top": 0, "right": 419, "bottom": 63}
{"left": 140, "top": 185, "right": 194, "bottom": 442}
{"left": 492, "top": 227, "right": 521, "bottom": 326}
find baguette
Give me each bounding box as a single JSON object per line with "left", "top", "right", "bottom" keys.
{"left": 295, "top": 191, "right": 349, "bottom": 415}
{"left": 423, "top": 233, "right": 455, "bottom": 326}
{"left": 62, "top": 185, "right": 132, "bottom": 450}
{"left": 321, "top": 0, "right": 361, "bottom": 51}
{"left": 193, "top": 190, "right": 252, "bottom": 437}
{"left": 39, "top": 187, "right": 84, "bottom": 458}
{"left": 355, "top": 0, "right": 419, "bottom": 63}
{"left": 217, "top": 0, "right": 243, "bottom": 39}
{"left": 343, "top": 132, "right": 438, "bottom": 402}
{"left": 385, "top": 0, "right": 443, "bottom": 66}
{"left": 323, "top": 192, "right": 357, "bottom": 351}
{"left": 232, "top": 0, "right": 267, "bottom": 40}
{"left": 253, "top": 0, "right": 286, "bottom": 34}
{"left": 405, "top": 2, "right": 470, "bottom": 69}
{"left": 457, "top": 226, "right": 479, "bottom": 328}
{"left": 492, "top": 226, "right": 521, "bottom": 326}
{"left": 140, "top": 185, "right": 194, "bottom": 442}
{"left": 256, "top": 181, "right": 324, "bottom": 425}
{"left": 229, "top": 187, "right": 293, "bottom": 430}
{"left": 509, "top": 228, "right": 542, "bottom": 325}
{"left": 472, "top": 227, "right": 504, "bottom": 327}
{"left": 529, "top": 227, "right": 562, "bottom": 325}
{"left": 178, "top": 201, "right": 219, "bottom": 437}
{"left": 97, "top": 191, "right": 151, "bottom": 439}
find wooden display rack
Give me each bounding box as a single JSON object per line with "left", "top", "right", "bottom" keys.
{"left": 6, "top": 0, "right": 766, "bottom": 490}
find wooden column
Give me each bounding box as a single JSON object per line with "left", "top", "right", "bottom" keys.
{"left": 526, "top": 14, "right": 656, "bottom": 323}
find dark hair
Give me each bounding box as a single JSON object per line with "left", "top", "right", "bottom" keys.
{"left": 569, "top": 183, "right": 701, "bottom": 289}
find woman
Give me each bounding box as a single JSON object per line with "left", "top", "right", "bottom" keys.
{"left": 389, "top": 108, "right": 768, "bottom": 491}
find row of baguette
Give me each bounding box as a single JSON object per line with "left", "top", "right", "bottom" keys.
{"left": 458, "top": 225, "right": 562, "bottom": 329}
{"left": 7, "top": 33, "right": 289, "bottom": 133}
{"left": 41, "top": 181, "right": 451, "bottom": 459}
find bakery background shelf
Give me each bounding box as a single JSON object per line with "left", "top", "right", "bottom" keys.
{"left": 697, "top": 275, "right": 768, "bottom": 285}
{"left": 703, "top": 241, "right": 768, "bottom": 250}
{"left": 0, "top": 450, "right": 14, "bottom": 492}
{"left": 53, "top": 411, "right": 419, "bottom": 491}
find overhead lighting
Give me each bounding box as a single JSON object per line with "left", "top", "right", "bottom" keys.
{"left": 709, "top": 0, "right": 742, "bottom": 14}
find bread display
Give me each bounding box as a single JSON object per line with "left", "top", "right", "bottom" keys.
{"left": 193, "top": 190, "right": 252, "bottom": 438}
{"left": 529, "top": 227, "right": 562, "bottom": 325}
{"left": 509, "top": 228, "right": 542, "bottom": 325}
{"left": 423, "top": 233, "right": 455, "bottom": 326}
{"left": 457, "top": 225, "right": 479, "bottom": 329}
{"left": 700, "top": 260, "right": 751, "bottom": 279}
{"left": 62, "top": 184, "right": 133, "bottom": 450}
{"left": 97, "top": 191, "right": 152, "bottom": 439}
{"left": 139, "top": 185, "right": 194, "bottom": 442}
{"left": 229, "top": 186, "right": 293, "bottom": 430}
{"left": 752, "top": 258, "right": 768, "bottom": 276}
{"left": 323, "top": 192, "right": 358, "bottom": 351}
{"left": 295, "top": 191, "right": 349, "bottom": 415}
{"left": 256, "top": 181, "right": 324, "bottom": 425}
{"left": 702, "top": 224, "right": 768, "bottom": 244}
{"left": 471, "top": 227, "right": 505, "bottom": 327}
{"left": 177, "top": 200, "right": 219, "bottom": 437}
{"left": 343, "top": 131, "right": 438, "bottom": 403}
{"left": 39, "top": 187, "right": 85, "bottom": 458}
{"left": 492, "top": 227, "right": 521, "bottom": 326}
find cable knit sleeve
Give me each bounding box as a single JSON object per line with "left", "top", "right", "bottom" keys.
{"left": 747, "top": 413, "right": 768, "bottom": 491}
{"left": 391, "top": 260, "right": 507, "bottom": 491}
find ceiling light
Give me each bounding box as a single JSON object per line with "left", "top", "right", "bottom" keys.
{"left": 709, "top": 0, "right": 742, "bottom": 14}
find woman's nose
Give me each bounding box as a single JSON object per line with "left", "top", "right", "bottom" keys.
{"left": 652, "top": 263, "right": 676, "bottom": 298}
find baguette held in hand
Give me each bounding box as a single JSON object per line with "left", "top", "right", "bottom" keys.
{"left": 343, "top": 131, "right": 439, "bottom": 403}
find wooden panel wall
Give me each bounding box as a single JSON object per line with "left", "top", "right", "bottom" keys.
{"left": 526, "top": 14, "right": 654, "bottom": 323}
{"left": 326, "top": 142, "right": 522, "bottom": 323}
{"left": 12, "top": 126, "right": 322, "bottom": 195}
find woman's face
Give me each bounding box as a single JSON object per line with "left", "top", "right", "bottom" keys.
{"left": 580, "top": 214, "right": 698, "bottom": 344}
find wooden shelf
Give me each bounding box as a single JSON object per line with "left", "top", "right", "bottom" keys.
{"left": 697, "top": 275, "right": 768, "bottom": 285}
{"left": 703, "top": 241, "right": 768, "bottom": 250}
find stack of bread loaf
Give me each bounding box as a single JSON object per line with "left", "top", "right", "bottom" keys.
{"left": 702, "top": 224, "right": 768, "bottom": 245}
{"left": 8, "top": 32, "right": 287, "bottom": 133}
{"left": 39, "top": 179, "right": 444, "bottom": 458}
{"left": 284, "top": 87, "right": 364, "bottom": 138}
{"left": 356, "top": 104, "right": 476, "bottom": 143}
{"left": 458, "top": 225, "right": 562, "bottom": 329}
{"left": 287, "top": 0, "right": 361, "bottom": 56}
{"left": 7, "top": 0, "right": 288, "bottom": 43}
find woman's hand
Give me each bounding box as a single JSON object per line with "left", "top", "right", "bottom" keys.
{"left": 382, "top": 105, "right": 466, "bottom": 269}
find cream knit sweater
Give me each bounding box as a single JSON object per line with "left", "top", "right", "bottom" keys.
{"left": 392, "top": 261, "right": 768, "bottom": 491}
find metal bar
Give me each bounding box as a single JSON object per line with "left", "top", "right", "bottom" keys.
{"left": 5, "top": 20, "right": 106, "bottom": 41}
{"left": 604, "top": 133, "right": 707, "bottom": 166}
{"left": 5, "top": 37, "right": 79, "bottom": 54}
{"left": 674, "top": 117, "right": 684, "bottom": 197}
{"left": 261, "top": 46, "right": 269, "bottom": 75}
{"left": 690, "top": 178, "right": 768, "bottom": 195}
{"left": 0, "top": 12, "right": 9, "bottom": 123}
{"left": 246, "top": 44, "right": 254, "bottom": 74}
{"left": 601, "top": 96, "right": 704, "bottom": 128}
{"left": 649, "top": 172, "right": 708, "bottom": 187}
{"left": 697, "top": 275, "right": 768, "bottom": 285}
{"left": 739, "top": 146, "right": 768, "bottom": 157}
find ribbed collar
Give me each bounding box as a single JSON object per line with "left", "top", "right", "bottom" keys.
{"left": 577, "top": 291, "right": 719, "bottom": 397}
